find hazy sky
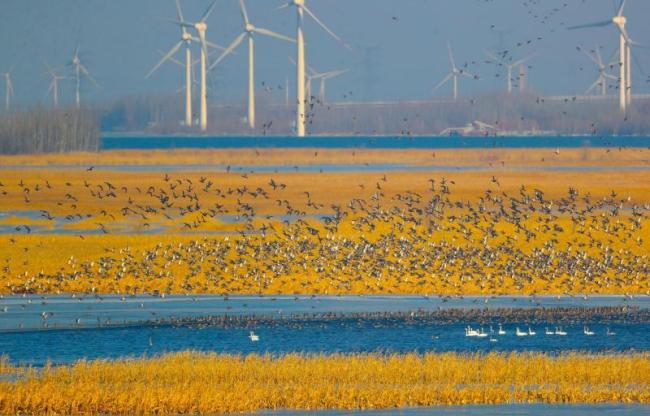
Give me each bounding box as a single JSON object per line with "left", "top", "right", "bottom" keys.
{"left": 2, "top": 0, "right": 649, "bottom": 106}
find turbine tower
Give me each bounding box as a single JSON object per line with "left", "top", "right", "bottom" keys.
{"left": 485, "top": 50, "right": 535, "bottom": 94}
{"left": 44, "top": 62, "right": 66, "bottom": 108}
{"left": 434, "top": 42, "right": 477, "bottom": 101}
{"left": 568, "top": 0, "right": 639, "bottom": 113}
{"left": 1, "top": 69, "right": 13, "bottom": 111}
{"left": 70, "top": 48, "right": 99, "bottom": 109}
{"left": 174, "top": 0, "right": 218, "bottom": 132}
{"left": 209, "top": 0, "right": 294, "bottom": 130}
{"left": 278, "top": 0, "right": 350, "bottom": 137}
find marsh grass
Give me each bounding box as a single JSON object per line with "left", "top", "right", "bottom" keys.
{"left": 0, "top": 352, "right": 648, "bottom": 414}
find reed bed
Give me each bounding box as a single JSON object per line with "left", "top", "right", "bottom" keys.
{"left": 1, "top": 147, "right": 650, "bottom": 168}
{"left": 1, "top": 168, "right": 649, "bottom": 295}
{"left": 0, "top": 352, "right": 648, "bottom": 414}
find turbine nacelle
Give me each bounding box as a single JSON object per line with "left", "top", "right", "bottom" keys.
{"left": 613, "top": 15, "right": 626, "bottom": 27}
{"left": 245, "top": 23, "right": 256, "bottom": 33}
{"left": 293, "top": 0, "right": 304, "bottom": 6}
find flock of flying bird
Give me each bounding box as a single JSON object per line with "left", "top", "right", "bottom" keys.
{"left": 1, "top": 167, "right": 649, "bottom": 296}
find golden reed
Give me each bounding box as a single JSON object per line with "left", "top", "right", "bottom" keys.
{"left": 0, "top": 352, "right": 648, "bottom": 414}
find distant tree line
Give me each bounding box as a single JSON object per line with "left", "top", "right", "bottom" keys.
{"left": 100, "top": 92, "right": 650, "bottom": 137}
{"left": 0, "top": 108, "right": 100, "bottom": 154}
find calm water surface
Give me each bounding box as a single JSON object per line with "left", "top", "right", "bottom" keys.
{"left": 1, "top": 295, "right": 648, "bottom": 366}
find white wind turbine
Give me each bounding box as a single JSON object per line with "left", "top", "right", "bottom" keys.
{"left": 1, "top": 68, "right": 13, "bottom": 111}
{"left": 568, "top": 0, "right": 640, "bottom": 113}
{"left": 44, "top": 62, "right": 66, "bottom": 108}
{"left": 310, "top": 67, "right": 348, "bottom": 103}
{"left": 485, "top": 50, "right": 535, "bottom": 94}
{"left": 146, "top": 0, "right": 201, "bottom": 127}
{"left": 209, "top": 0, "right": 294, "bottom": 130}
{"left": 433, "top": 42, "right": 477, "bottom": 101}
{"left": 172, "top": 0, "right": 219, "bottom": 132}
{"left": 290, "top": 58, "right": 346, "bottom": 103}
{"left": 278, "top": 0, "right": 350, "bottom": 137}
{"left": 70, "top": 48, "right": 99, "bottom": 109}
{"left": 578, "top": 46, "right": 617, "bottom": 96}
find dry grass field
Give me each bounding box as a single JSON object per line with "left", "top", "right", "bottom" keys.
{"left": 0, "top": 352, "right": 648, "bottom": 414}
{"left": 1, "top": 148, "right": 649, "bottom": 295}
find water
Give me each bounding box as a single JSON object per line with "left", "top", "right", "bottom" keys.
{"left": 1, "top": 295, "right": 648, "bottom": 366}
{"left": 100, "top": 135, "right": 650, "bottom": 150}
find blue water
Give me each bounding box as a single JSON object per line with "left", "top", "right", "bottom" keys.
{"left": 1, "top": 295, "right": 648, "bottom": 366}
{"left": 101, "top": 135, "right": 650, "bottom": 150}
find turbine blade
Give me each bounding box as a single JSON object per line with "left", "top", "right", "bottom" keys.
{"left": 585, "top": 79, "right": 600, "bottom": 95}
{"left": 460, "top": 70, "right": 475, "bottom": 79}
{"left": 302, "top": 5, "right": 352, "bottom": 50}
{"left": 168, "top": 19, "right": 194, "bottom": 29}
{"left": 567, "top": 20, "right": 612, "bottom": 30}
{"left": 208, "top": 32, "right": 246, "bottom": 71}
{"left": 239, "top": 0, "right": 250, "bottom": 25}
{"left": 254, "top": 27, "right": 295, "bottom": 43}
{"left": 595, "top": 48, "right": 604, "bottom": 67}
{"left": 200, "top": 0, "right": 218, "bottom": 23}
{"left": 617, "top": 0, "right": 626, "bottom": 17}
{"left": 276, "top": 2, "right": 292, "bottom": 11}
{"left": 512, "top": 53, "right": 537, "bottom": 67}
{"left": 205, "top": 39, "right": 229, "bottom": 52}
{"left": 146, "top": 41, "right": 183, "bottom": 78}
{"left": 447, "top": 41, "right": 456, "bottom": 70}
{"left": 79, "top": 64, "right": 100, "bottom": 87}
{"left": 175, "top": 0, "right": 188, "bottom": 35}
{"left": 433, "top": 73, "right": 453, "bottom": 92}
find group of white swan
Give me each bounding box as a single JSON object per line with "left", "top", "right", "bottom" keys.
{"left": 465, "top": 325, "right": 616, "bottom": 339}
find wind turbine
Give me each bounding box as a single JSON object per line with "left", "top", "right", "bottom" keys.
{"left": 278, "top": 0, "right": 350, "bottom": 137}
{"left": 568, "top": 0, "right": 640, "bottom": 113}
{"left": 311, "top": 68, "right": 348, "bottom": 103}
{"left": 173, "top": 0, "right": 219, "bottom": 132}
{"left": 578, "top": 46, "right": 617, "bottom": 96}
{"left": 70, "top": 48, "right": 99, "bottom": 109}
{"left": 44, "top": 62, "right": 66, "bottom": 108}
{"left": 146, "top": 0, "right": 199, "bottom": 127}
{"left": 434, "top": 42, "right": 477, "bottom": 101}
{"left": 209, "top": 0, "right": 294, "bottom": 130}
{"left": 485, "top": 50, "right": 535, "bottom": 94}
{"left": 0, "top": 69, "right": 13, "bottom": 111}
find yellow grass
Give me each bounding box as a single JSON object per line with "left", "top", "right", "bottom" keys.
{"left": 0, "top": 352, "right": 648, "bottom": 414}
{"left": 1, "top": 148, "right": 650, "bottom": 295}
{"left": 1, "top": 147, "right": 650, "bottom": 167}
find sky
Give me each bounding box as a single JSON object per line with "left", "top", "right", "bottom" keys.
{"left": 1, "top": 0, "right": 650, "bottom": 107}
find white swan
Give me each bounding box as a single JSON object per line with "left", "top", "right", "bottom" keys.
{"left": 465, "top": 326, "right": 479, "bottom": 337}
{"left": 583, "top": 326, "right": 594, "bottom": 336}
{"left": 545, "top": 327, "right": 554, "bottom": 335}
{"left": 606, "top": 327, "right": 616, "bottom": 336}
{"left": 249, "top": 331, "right": 259, "bottom": 342}
{"left": 554, "top": 327, "right": 567, "bottom": 336}
{"left": 516, "top": 327, "right": 528, "bottom": 336}
{"left": 498, "top": 324, "right": 506, "bottom": 335}
{"left": 528, "top": 327, "right": 536, "bottom": 336}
